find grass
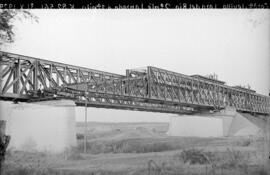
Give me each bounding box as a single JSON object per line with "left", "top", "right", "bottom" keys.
{"left": 2, "top": 145, "right": 268, "bottom": 175}
{"left": 76, "top": 137, "right": 220, "bottom": 154}
{"left": 79, "top": 139, "right": 175, "bottom": 154}
{"left": 220, "top": 148, "right": 248, "bottom": 168}
{"left": 2, "top": 121, "right": 268, "bottom": 175}
{"left": 3, "top": 151, "right": 53, "bottom": 175}
{"left": 83, "top": 139, "right": 174, "bottom": 154}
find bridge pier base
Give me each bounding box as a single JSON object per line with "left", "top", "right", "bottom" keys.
{"left": 167, "top": 108, "right": 263, "bottom": 137}
{"left": 167, "top": 115, "right": 224, "bottom": 137}
{"left": 0, "top": 100, "right": 77, "bottom": 153}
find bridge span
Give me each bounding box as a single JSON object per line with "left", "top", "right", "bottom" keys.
{"left": 0, "top": 51, "right": 269, "bottom": 115}
{"left": 0, "top": 51, "right": 269, "bottom": 159}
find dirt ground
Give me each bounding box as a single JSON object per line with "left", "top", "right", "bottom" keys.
{"left": 2, "top": 122, "right": 269, "bottom": 175}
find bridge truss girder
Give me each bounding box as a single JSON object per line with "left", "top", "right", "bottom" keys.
{"left": 0, "top": 51, "right": 269, "bottom": 115}
{"left": 0, "top": 51, "right": 122, "bottom": 98}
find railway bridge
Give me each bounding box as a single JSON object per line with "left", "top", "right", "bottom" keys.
{"left": 0, "top": 51, "right": 269, "bottom": 115}
{"left": 0, "top": 51, "right": 269, "bottom": 157}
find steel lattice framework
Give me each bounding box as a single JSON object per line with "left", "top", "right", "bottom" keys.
{"left": 0, "top": 51, "right": 269, "bottom": 115}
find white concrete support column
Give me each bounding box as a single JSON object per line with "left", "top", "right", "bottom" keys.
{"left": 0, "top": 101, "right": 13, "bottom": 122}
{"left": 167, "top": 115, "right": 223, "bottom": 137}
{"left": 0, "top": 99, "right": 77, "bottom": 153}
{"left": 167, "top": 107, "right": 262, "bottom": 138}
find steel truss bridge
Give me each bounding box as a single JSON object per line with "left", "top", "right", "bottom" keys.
{"left": 0, "top": 51, "right": 269, "bottom": 115}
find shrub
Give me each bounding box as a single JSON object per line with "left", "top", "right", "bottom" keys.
{"left": 176, "top": 149, "right": 214, "bottom": 165}
{"left": 236, "top": 139, "right": 251, "bottom": 147}
{"left": 76, "top": 133, "right": 84, "bottom": 140}
{"left": 256, "top": 168, "right": 268, "bottom": 175}
{"left": 110, "top": 140, "right": 173, "bottom": 153}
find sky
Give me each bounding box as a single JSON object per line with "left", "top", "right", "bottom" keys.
{"left": 2, "top": 9, "right": 269, "bottom": 122}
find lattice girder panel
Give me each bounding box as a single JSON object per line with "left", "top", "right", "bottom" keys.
{"left": 66, "top": 75, "right": 148, "bottom": 99}
{"left": 0, "top": 54, "right": 36, "bottom": 96}
{"left": 147, "top": 66, "right": 270, "bottom": 114}
{"left": 0, "top": 51, "right": 123, "bottom": 98}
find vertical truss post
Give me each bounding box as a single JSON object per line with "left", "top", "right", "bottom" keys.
{"left": 64, "top": 66, "right": 67, "bottom": 84}
{"left": 147, "top": 66, "right": 151, "bottom": 98}
{"left": 77, "top": 70, "right": 80, "bottom": 83}
{"left": 68, "top": 70, "right": 71, "bottom": 84}
{"left": 18, "top": 59, "right": 21, "bottom": 93}
{"left": 13, "top": 59, "right": 20, "bottom": 94}
{"left": 56, "top": 74, "right": 59, "bottom": 86}
{"left": 0, "top": 57, "right": 2, "bottom": 95}
{"left": 33, "top": 61, "right": 38, "bottom": 91}
{"left": 49, "top": 64, "right": 52, "bottom": 88}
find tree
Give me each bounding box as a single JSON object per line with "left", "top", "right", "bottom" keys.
{"left": 0, "top": 9, "right": 38, "bottom": 46}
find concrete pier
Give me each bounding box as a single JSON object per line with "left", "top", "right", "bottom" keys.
{"left": 167, "top": 115, "right": 223, "bottom": 137}
{"left": 0, "top": 100, "right": 77, "bottom": 153}
{"left": 167, "top": 108, "right": 263, "bottom": 137}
